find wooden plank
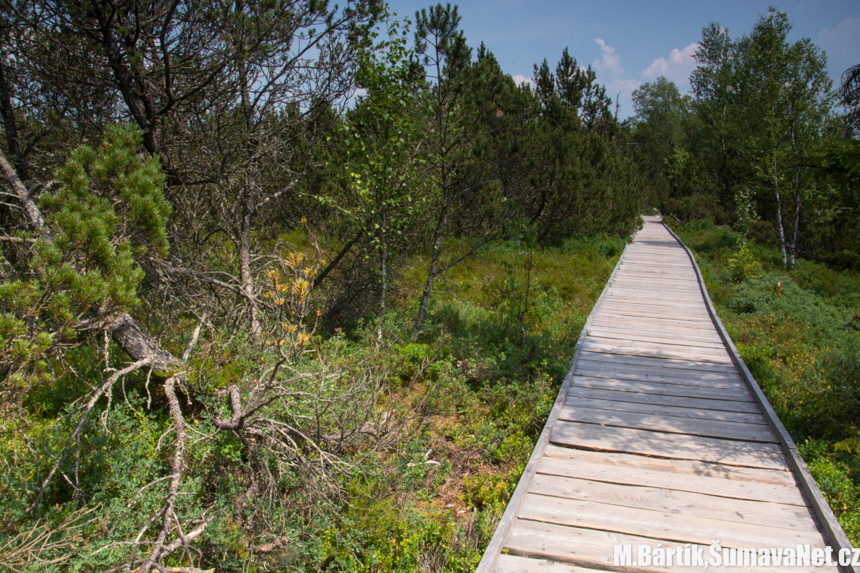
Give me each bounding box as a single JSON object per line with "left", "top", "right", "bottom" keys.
{"left": 582, "top": 340, "right": 733, "bottom": 364}
{"left": 517, "top": 493, "right": 828, "bottom": 549}
{"left": 584, "top": 335, "right": 730, "bottom": 355}
{"left": 550, "top": 421, "right": 790, "bottom": 469}
{"left": 564, "top": 395, "right": 768, "bottom": 424}
{"left": 608, "top": 280, "right": 700, "bottom": 288}
{"left": 605, "top": 289, "right": 700, "bottom": 296}
{"left": 571, "top": 376, "right": 754, "bottom": 401}
{"left": 528, "top": 474, "right": 820, "bottom": 531}
{"left": 557, "top": 405, "right": 776, "bottom": 442}
{"left": 504, "top": 519, "right": 832, "bottom": 573}
{"left": 604, "top": 295, "right": 706, "bottom": 306}
{"left": 614, "top": 268, "right": 696, "bottom": 275}
{"left": 589, "top": 314, "right": 719, "bottom": 331}
{"left": 587, "top": 326, "right": 724, "bottom": 345}
{"left": 585, "top": 328, "right": 725, "bottom": 348}
{"left": 605, "top": 293, "right": 706, "bottom": 303}
{"left": 591, "top": 312, "right": 718, "bottom": 329}
{"left": 583, "top": 341, "right": 731, "bottom": 360}
{"left": 573, "top": 367, "right": 750, "bottom": 390}
{"left": 493, "top": 554, "right": 607, "bottom": 573}
{"left": 595, "top": 311, "right": 712, "bottom": 322}
{"left": 567, "top": 386, "right": 762, "bottom": 413}
{"left": 574, "top": 367, "right": 749, "bottom": 388}
{"left": 599, "top": 301, "right": 711, "bottom": 314}
{"left": 577, "top": 351, "right": 739, "bottom": 373}
{"left": 527, "top": 473, "right": 814, "bottom": 532}
{"left": 574, "top": 363, "right": 746, "bottom": 384}
{"left": 605, "top": 292, "right": 704, "bottom": 302}
{"left": 618, "top": 262, "right": 692, "bottom": 269}
{"left": 539, "top": 447, "right": 806, "bottom": 504}
{"left": 504, "top": 520, "right": 692, "bottom": 573}
{"left": 609, "top": 280, "right": 699, "bottom": 288}
{"left": 611, "top": 272, "right": 697, "bottom": 281}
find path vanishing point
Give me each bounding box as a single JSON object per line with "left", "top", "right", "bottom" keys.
{"left": 476, "top": 216, "right": 856, "bottom": 573}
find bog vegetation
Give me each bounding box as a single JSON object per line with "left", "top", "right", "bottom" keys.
{"left": 0, "top": 1, "right": 857, "bottom": 571}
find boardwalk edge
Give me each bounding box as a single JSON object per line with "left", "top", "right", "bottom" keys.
{"left": 663, "top": 219, "right": 856, "bottom": 573}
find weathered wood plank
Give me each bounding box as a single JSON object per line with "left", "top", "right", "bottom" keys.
{"left": 585, "top": 328, "right": 725, "bottom": 347}
{"left": 589, "top": 315, "right": 720, "bottom": 331}
{"left": 573, "top": 366, "right": 749, "bottom": 389}
{"left": 539, "top": 447, "right": 805, "bottom": 504}
{"left": 493, "top": 554, "right": 607, "bottom": 573}
{"left": 504, "top": 520, "right": 832, "bottom": 573}
{"left": 590, "top": 314, "right": 719, "bottom": 330}
{"left": 518, "top": 493, "right": 828, "bottom": 549}
{"left": 599, "top": 302, "right": 711, "bottom": 315}
{"left": 577, "top": 351, "right": 739, "bottom": 373}
{"left": 528, "top": 473, "right": 818, "bottom": 531}
{"left": 550, "top": 421, "right": 789, "bottom": 469}
{"left": 557, "top": 405, "right": 776, "bottom": 442}
{"left": 566, "top": 386, "right": 762, "bottom": 413}
{"left": 564, "top": 395, "right": 768, "bottom": 423}
{"left": 585, "top": 335, "right": 731, "bottom": 355}
{"left": 604, "top": 295, "right": 706, "bottom": 306}
{"left": 570, "top": 376, "right": 754, "bottom": 401}
{"left": 582, "top": 340, "right": 733, "bottom": 363}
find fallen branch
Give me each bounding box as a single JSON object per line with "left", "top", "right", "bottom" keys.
{"left": 29, "top": 358, "right": 153, "bottom": 514}
{"left": 135, "top": 374, "right": 187, "bottom": 573}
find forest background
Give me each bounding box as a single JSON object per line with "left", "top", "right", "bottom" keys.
{"left": 0, "top": 1, "right": 858, "bottom": 571}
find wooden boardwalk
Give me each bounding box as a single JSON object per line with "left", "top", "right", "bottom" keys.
{"left": 477, "top": 216, "right": 854, "bottom": 573}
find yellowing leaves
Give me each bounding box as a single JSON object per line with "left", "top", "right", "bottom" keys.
{"left": 291, "top": 277, "right": 310, "bottom": 297}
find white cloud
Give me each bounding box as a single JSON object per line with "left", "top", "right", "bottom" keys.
{"left": 642, "top": 43, "right": 701, "bottom": 87}
{"left": 512, "top": 74, "right": 535, "bottom": 89}
{"left": 611, "top": 78, "right": 642, "bottom": 93}
{"left": 593, "top": 38, "right": 623, "bottom": 75}
{"left": 818, "top": 17, "right": 860, "bottom": 78}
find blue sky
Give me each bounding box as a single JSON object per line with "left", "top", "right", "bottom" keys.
{"left": 386, "top": 0, "right": 860, "bottom": 118}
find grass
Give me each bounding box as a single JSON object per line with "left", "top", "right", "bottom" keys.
{"left": 667, "top": 218, "right": 860, "bottom": 545}
{"left": 295, "top": 234, "right": 626, "bottom": 570}
{"left": 0, "top": 233, "right": 627, "bottom": 572}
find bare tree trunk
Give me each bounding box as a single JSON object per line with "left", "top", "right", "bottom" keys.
{"left": 136, "top": 374, "right": 186, "bottom": 572}
{"left": 236, "top": 0, "right": 261, "bottom": 338}
{"left": 239, "top": 180, "right": 261, "bottom": 337}
{"left": 788, "top": 119, "right": 801, "bottom": 267}
{"left": 378, "top": 229, "right": 387, "bottom": 343}
{"left": 773, "top": 151, "right": 787, "bottom": 267}
{"left": 790, "top": 166, "right": 801, "bottom": 266}
{"left": 0, "top": 58, "right": 28, "bottom": 182}
{"left": 519, "top": 245, "right": 533, "bottom": 349}
{"left": 0, "top": 150, "right": 45, "bottom": 231}
{"left": 412, "top": 198, "right": 449, "bottom": 338}
{"left": 313, "top": 233, "right": 361, "bottom": 288}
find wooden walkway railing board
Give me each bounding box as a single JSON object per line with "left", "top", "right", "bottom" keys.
{"left": 476, "top": 216, "right": 854, "bottom": 573}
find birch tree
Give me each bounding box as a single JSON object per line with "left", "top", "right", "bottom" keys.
{"left": 692, "top": 9, "right": 833, "bottom": 266}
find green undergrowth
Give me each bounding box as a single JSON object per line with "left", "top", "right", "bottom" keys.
{"left": 302, "top": 235, "right": 624, "bottom": 571}
{"left": 0, "top": 234, "right": 624, "bottom": 572}
{"left": 668, "top": 218, "right": 860, "bottom": 545}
